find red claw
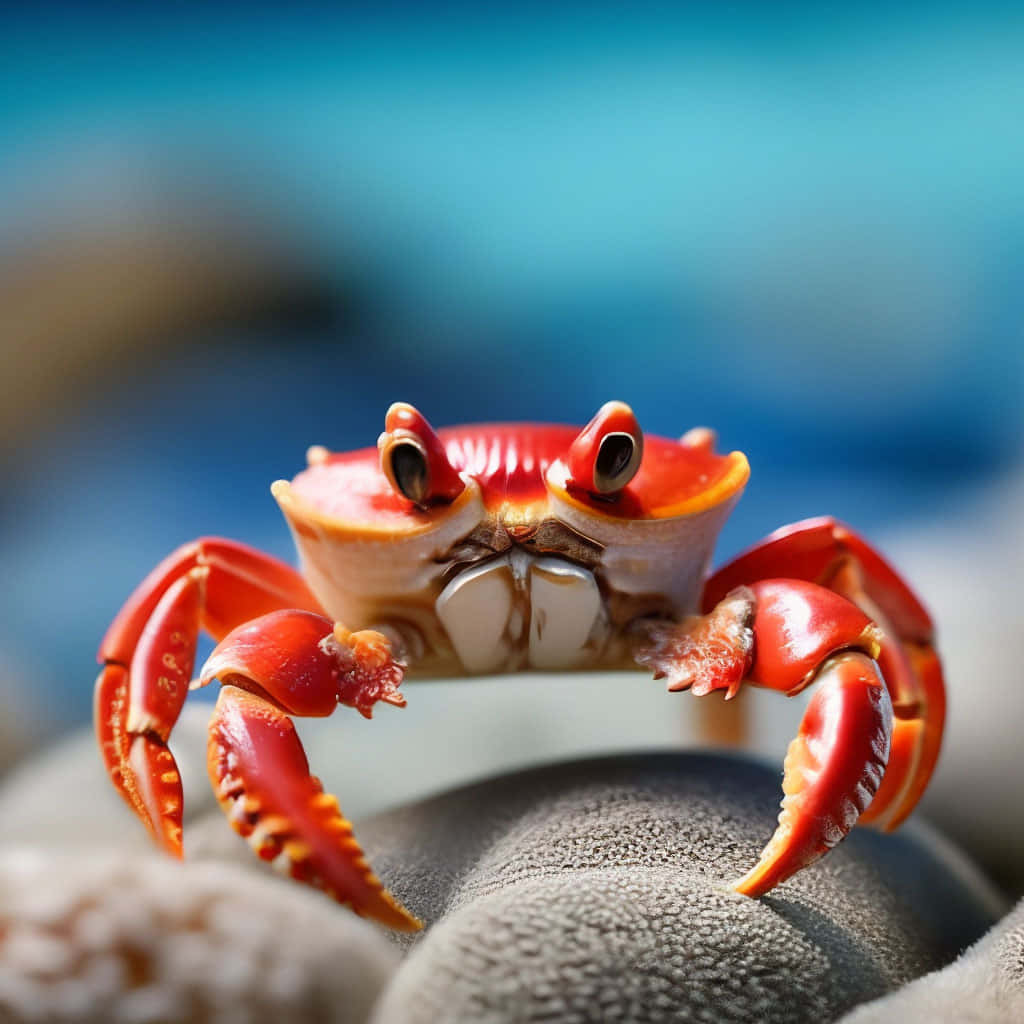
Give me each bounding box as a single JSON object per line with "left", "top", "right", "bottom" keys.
{"left": 744, "top": 579, "right": 883, "bottom": 695}
{"left": 199, "top": 614, "right": 412, "bottom": 926}
{"left": 646, "top": 575, "right": 906, "bottom": 897}
{"left": 199, "top": 610, "right": 407, "bottom": 720}
{"left": 208, "top": 685, "right": 421, "bottom": 930}
{"left": 702, "top": 518, "right": 945, "bottom": 845}
{"left": 734, "top": 651, "right": 893, "bottom": 897}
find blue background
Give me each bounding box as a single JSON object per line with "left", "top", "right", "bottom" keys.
{"left": 2, "top": 2, "right": 1022, "bottom": 738}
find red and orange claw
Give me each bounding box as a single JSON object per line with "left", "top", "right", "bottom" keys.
{"left": 733, "top": 652, "right": 893, "bottom": 898}
{"left": 208, "top": 685, "right": 421, "bottom": 931}
{"left": 635, "top": 588, "right": 755, "bottom": 699}
{"left": 198, "top": 610, "right": 407, "bottom": 720}
{"left": 743, "top": 579, "right": 883, "bottom": 695}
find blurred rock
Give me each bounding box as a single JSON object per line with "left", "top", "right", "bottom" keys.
{"left": 0, "top": 654, "right": 43, "bottom": 778}
{"left": 354, "top": 753, "right": 1001, "bottom": 1023}
{"left": 0, "top": 196, "right": 340, "bottom": 451}
{"left": 1, "top": 726, "right": 1007, "bottom": 1023}
{"left": 839, "top": 896, "right": 1024, "bottom": 1023}
{"left": 0, "top": 849, "right": 399, "bottom": 1024}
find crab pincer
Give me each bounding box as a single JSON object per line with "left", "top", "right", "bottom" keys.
{"left": 198, "top": 610, "right": 420, "bottom": 930}
{"left": 639, "top": 578, "right": 894, "bottom": 896}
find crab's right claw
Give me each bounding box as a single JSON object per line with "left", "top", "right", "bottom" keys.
{"left": 703, "top": 517, "right": 945, "bottom": 833}
{"left": 208, "top": 684, "right": 421, "bottom": 931}
{"left": 200, "top": 609, "right": 418, "bottom": 930}
{"left": 640, "top": 578, "right": 898, "bottom": 896}
{"left": 733, "top": 650, "right": 892, "bottom": 897}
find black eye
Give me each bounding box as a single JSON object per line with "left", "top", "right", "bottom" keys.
{"left": 386, "top": 440, "right": 429, "bottom": 505}
{"left": 593, "top": 431, "right": 642, "bottom": 493}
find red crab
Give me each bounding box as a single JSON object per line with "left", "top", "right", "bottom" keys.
{"left": 96, "top": 401, "right": 944, "bottom": 931}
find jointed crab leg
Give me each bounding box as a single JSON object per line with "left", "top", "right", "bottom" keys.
{"left": 97, "top": 533, "right": 417, "bottom": 928}
{"left": 200, "top": 610, "right": 420, "bottom": 930}
{"left": 95, "top": 539, "right": 324, "bottom": 854}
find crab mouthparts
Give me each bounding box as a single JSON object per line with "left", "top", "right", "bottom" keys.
{"left": 434, "top": 550, "right": 608, "bottom": 675}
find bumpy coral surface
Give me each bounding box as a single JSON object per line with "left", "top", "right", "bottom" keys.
{"left": 0, "top": 850, "right": 399, "bottom": 1024}
{"left": 0, "top": 742, "right": 1007, "bottom": 1023}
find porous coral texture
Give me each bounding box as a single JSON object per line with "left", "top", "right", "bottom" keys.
{"left": 0, "top": 849, "right": 399, "bottom": 1024}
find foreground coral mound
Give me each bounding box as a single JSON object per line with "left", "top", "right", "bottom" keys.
{"left": 0, "top": 748, "right": 1006, "bottom": 1023}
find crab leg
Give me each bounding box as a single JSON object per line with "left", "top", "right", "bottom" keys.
{"left": 95, "top": 538, "right": 324, "bottom": 854}
{"left": 702, "top": 517, "right": 945, "bottom": 831}
{"left": 200, "top": 610, "right": 419, "bottom": 930}
{"left": 637, "top": 577, "right": 894, "bottom": 896}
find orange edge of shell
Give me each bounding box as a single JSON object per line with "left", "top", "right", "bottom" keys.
{"left": 545, "top": 450, "right": 751, "bottom": 523}
{"left": 270, "top": 477, "right": 484, "bottom": 540}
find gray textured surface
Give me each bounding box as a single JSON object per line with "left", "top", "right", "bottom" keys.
{"left": 0, "top": 740, "right": 1007, "bottom": 1024}
{"left": 840, "top": 896, "right": 1024, "bottom": 1023}
{"left": 352, "top": 753, "right": 1001, "bottom": 1024}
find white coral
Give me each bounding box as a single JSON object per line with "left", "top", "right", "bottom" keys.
{"left": 0, "top": 848, "right": 399, "bottom": 1024}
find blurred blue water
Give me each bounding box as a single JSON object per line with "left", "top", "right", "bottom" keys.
{"left": 1, "top": 3, "right": 1022, "bottom": 729}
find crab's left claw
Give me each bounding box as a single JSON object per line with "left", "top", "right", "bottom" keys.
{"left": 638, "top": 578, "right": 896, "bottom": 895}
{"left": 702, "top": 517, "right": 945, "bottom": 833}
{"left": 734, "top": 649, "right": 892, "bottom": 896}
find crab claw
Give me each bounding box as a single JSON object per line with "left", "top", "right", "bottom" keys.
{"left": 209, "top": 685, "right": 421, "bottom": 930}
{"left": 638, "top": 578, "right": 896, "bottom": 896}
{"left": 198, "top": 609, "right": 416, "bottom": 927}
{"left": 197, "top": 609, "right": 407, "bottom": 720}
{"left": 703, "top": 518, "right": 945, "bottom": 835}
{"left": 734, "top": 651, "right": 892, "bottom": 896}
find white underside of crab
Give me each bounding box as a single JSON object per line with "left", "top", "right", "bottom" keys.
{"left": 275, "top": 476, "right": 743, "bottom": 678}
{"left": 435, "top": 551, "right": 606, "bottom": 673}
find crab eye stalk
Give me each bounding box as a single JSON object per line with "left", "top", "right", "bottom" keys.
{"left": 378, "top": 402, "right": 465, "bottom": 508}
{"left": 565, "top": 401, "right": 644, "bottom": 497}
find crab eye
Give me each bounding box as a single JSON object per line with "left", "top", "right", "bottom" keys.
{"left": 384, "top": 438, "right": 430, "bottom": 505}
{"left": 378, "top": 402, "right": 465, "bottom": 508}
{"left": 594, "top": 431, "right": 641, "bottom": 493}
{"left": 565, "top": 401, "right": 644, "bottom": 497}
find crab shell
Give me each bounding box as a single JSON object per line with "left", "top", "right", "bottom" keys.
{"left": 271, "top": 419, "right": 749, "bottom": 677}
